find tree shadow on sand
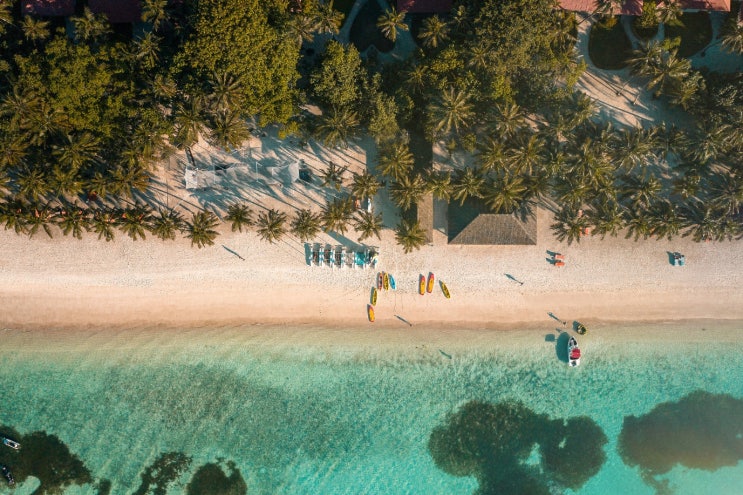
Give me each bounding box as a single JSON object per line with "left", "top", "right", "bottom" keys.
{"left": 428, "top": 400, "right": 608, "bottom": 495}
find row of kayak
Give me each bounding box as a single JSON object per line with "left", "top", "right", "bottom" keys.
{"left": 367, "top": 272, "right": 451, "bottom": 322}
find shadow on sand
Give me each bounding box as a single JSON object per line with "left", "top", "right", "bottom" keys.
{"left": 556, "top": 331, "right": 570, "bottom": 363}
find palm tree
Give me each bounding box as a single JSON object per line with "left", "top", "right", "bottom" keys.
{"left": 710, "top": 172, "right": 743, "bottom": 216}
{"left": 321, "top": 198, "right": 354, "bottom": 234}
{"left": 15, "top": 166, "right": 49, "bottom": 203}
{"left": 91, "top": 209, "right": 117, "bottom": 242}
{"left": 0, "top": 199, "right": 29, "bottom": 235}
{"left": 134, "top": 32, "right": 161, "bottom": 70}
{"left": 22, "top": 16, "right": 50, "bottom": 43}
{"left": 286, "top": 14, "right": 316, "bottom": 47}
{"left": 223, "top": 204, "right": 253, "bottom": 233}
{"left": 404, "top": 64, "right": 427, "bottom": 94}
{"left": 53, "top": 132, "right": 100, "bottom": 172}
{"left": 350, "top": 171, "right": 380, "bottom": 200}
{"left": 587, "top": 200, "right": 626, "bottom": 239}
{"left": 648, "top": 200, "right": 682, "bottom": 240}
{"left": 315, "top": 106, "right": 359, "bottom": 148}
{"left": 490, "top": 102, "right": 526, "bottom": 140}
{"left": 71, "top": 8, "right": 109, "bottom": 43}
{"left": 483, "top": 174, "right": 527, "bottom": 214}
{"left": 427, "top": 87, "right": 474, "bottom": 137}
{"left": 451, "top": 167, "right": 484, "bottom": 206}
{"left": 185, "top": 211, "right": 220, "bottom": 248}
{"left": 208, "top": 71, "right": 244, "bottom": 112}
{"left": 624, "top": 209, "right": 653, "bottom": 241}
{"left": 256, "top": 209, "right": 288, "bottom": 244}
{"left": 142, "top": 0, "right": 169, "bottom": 30}
{"left": 151, "top": 208, "right": 184, "bottom": 241}
{"left": 0, "top": 1, "right": 12, "bottom": 34}
{"left": 390, "top": 173, "right": 426, "bottom": 210}
{"left": 314, "top": 1, "right": 344, "bottom": 35}
{"left": 655, "top": 0, "right": 682, "bottom": 26}
{"left": 377, "top": 140, "right": 414, "bottom": 180}
{"left": 551, "top": 206, "right": 588, "bottom": 245}
{"left": 720, "top": 23, "right": 743, "bottom": 55}
{"left": 671, "top": 172, "right": 701, "bottom": 200}
{"left": 354, "top": 210, "right": 383, "bottom": 242}
{"left": 291, "top": 209, "right": 322, "bottom": 242}
{"left": 26, "top": 205, "right": 55, "bottom": 239}
{"left": 57, "top": 204, "right": 89, "bottom": 240}
{"left": 628, "top": 41, "right": 665, "bottom": 77}
{"left": 467, "top": 44, "right": 489, "bottom": 71}
{"left": 507, "top": 132, "right": 545, "bottom": 175}
{"left": 150, "top": 74, "right": 178, "bottom": 101}
{"left": 320, "top": 161, "right": 347, "bottom": 191}
{"left": 621, "top": 174, "right": 662, "bottom": 210}
{"left": 208, "top": 110, "right": 250, "bottom": 152}
{"left": 425, "top": 169, "right": 452, "bottom": 200}
{"left": 172, "top": 98, "right": 208, "bottom": 150}
{"left": 110, "top": 164, "right": 152, "bottom": 199}
{"left": 0, "top": 85, "right": 41, "bottom": 131}
{"left": 119, "top": 204, "right": 152, "bottom": 241}
{"left": 377, "top": 7, "right": 408, "bottom": 42}
{"left": 395, "top": 218, "right": 427, "bottom": 253}
{"left": 690, "top": 123, "right": 733, "bottom": 165}
{"left": 477, "top": 137, "right": 507, "bottom": 173}
{"left": 48, "top": 167, "right": 84, "bottom": 199}
{"left": 418, "top": 15, "right": 449, "bottom": 49}
{"left": 615, "top": 126, "right": 658, "bottom": 175}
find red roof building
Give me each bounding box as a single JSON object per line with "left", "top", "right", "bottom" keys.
{"left": 397, "top": 0, "right": 453, "bottom": 13}
{"left": 89, "top": 0, "right": 142, "bottom": 23}
{"left": 21, "top": 0, "right": 75, "bottom": 16}
{"left": 558, "top": 0, "right": 730, "bottom": 15}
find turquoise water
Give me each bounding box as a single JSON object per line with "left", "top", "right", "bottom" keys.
{"left": 0, "top": 326, "right": 741, "bottom": 495}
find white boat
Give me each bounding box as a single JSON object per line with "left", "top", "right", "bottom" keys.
{"left": 1, "top": 437, "right": 19, "bottom": 450}
{"left": 568, "top": 336, "right": 581, "bottom": 367}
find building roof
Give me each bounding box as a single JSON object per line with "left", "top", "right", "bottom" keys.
{"left": 89, "top": 0, "right": 142, "bottom": 23}
{"left": 397, "top": 0, "right": 453, "bottom": 13}
{"left": 558, "top": 0, "right": 730, "bottom": 15}
{"left": 448, "top": 201, "right": 537, "bottom": 245}
{"left": 21, "top": 0, "right": 76, "bottom": 16}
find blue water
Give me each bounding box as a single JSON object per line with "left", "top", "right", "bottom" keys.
{"left": 0, "top": 325, "right": 741, "bottom": 495}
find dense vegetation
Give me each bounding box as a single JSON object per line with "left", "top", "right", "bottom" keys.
{"left": 0, "top": 0, "right": 742, "bottom": 251}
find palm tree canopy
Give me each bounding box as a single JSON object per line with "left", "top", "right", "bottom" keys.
{"left": 377, "top": 7, "right": 408, "bottom": 42}
{"left": 395, "top": 218, "right": 427, "bottom": 254}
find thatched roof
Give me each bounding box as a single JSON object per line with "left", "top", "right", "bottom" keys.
{"left": 397, "top": 0, "right": 452, "bottom": 13}
{"left": 417, "top": 192, "right": 434, "bottom": 244}
{"left": 22, "top": 0, "right": 75, "bottom": 16}
{"left": 89, "top": 0, "right": 142, "bottom": 23}
{"left": 558, "top": 0, "right": 730, "bottom": 15}
{"left": 448, "top": 200, "right": 536, "bottom": 245}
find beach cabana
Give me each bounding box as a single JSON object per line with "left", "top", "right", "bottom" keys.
{"left": 448, "top": 201, "right": 536, "bottom": 245}
{"left": 397, "top": 0, "right": 452, "bottom": 13}
{"left": 21, "top": 0, "right": 76, "bottom": 16}
{"left": 88, "top": 0, "right": 142, "bottom": 23}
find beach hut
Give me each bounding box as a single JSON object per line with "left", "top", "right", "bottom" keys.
{"left": 448, "top": 200, "right": 537, "bottom": 245}
{"left": 88, "top": 0, "right": 143, "bottom": 23}
{"left": 21, "top": 0, "right": 76, "bottom": 17}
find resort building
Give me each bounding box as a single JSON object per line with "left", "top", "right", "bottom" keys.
{"left": 88, "top": 0, "right": 142, "bottom": 24}
{"left": 558, "top": 0, "right": 731, "bottom": 15}
{"left": 21, "top": 0, "right": 75, "bottom": 17}
{"left": 447, "top": 202, "right": 537, "bottom": 245}
{"left": 396, "top": 0, "right": 453, "bottom": 13}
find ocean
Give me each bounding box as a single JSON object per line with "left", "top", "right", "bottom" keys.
{"left": 0, "top": 324, "right": 741, "bottom": 495}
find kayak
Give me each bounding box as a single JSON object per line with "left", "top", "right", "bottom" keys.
{"left": 419, "top": 275, "right": 426, "bottom": 295}
{"left": 367, "top": 304, "right": 375, "bottom": 323}
{"left": 371, "top": 287, "right": 378, "bottom": 306}
{"left": 383, "top": 272, "right": 390, "bottom": 291}
{"left": 440, "top": 281, "right": 451, "bottom": 299}
{"left": 377, "top": 272, "right": 384, "bottom": 290}
{"left": 427, "top": 272, "right": 435, "bottom": 293}
{"left": 389, "top": 274, "right": 396, "bottom": 290}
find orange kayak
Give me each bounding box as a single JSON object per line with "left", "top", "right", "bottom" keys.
{"left": 419, "top": 275, "right": 426, "bottom": 295}
{"left": 367, "top": 304, "right": 375, "bottom": 322}
{"left": 427, "top": 272, "right": 435, "bottom": 293}
{"left": 377, "top": 272, "right": 384, "bottom": 290}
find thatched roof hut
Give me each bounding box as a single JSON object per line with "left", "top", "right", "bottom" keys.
{"left": 448, "top": 200, "right": 536, "bottom": 245}
{"left": 416, "top": 192, "right": 434, "bottom": 244}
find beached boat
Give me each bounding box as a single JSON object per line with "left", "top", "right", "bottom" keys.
{"left": 568, "top": 336, "right": 581, "bottom": 367}
{"left": 440, "top": 281, "right": 451, "bottom": 299}
{"left": 371, "top": 287, "right": 378, "bottom": 306}
{"left": 367, "top": 304, "right": 375, "bottom": 323}
{"left": 1, "top": 437, "right": 19, "bottom": 450}
{"left": 389, "top": 274, "right": 396, "bottom": 290}
{"left": 383, "top": 272, "right": 389, "bottom": 291}
{"left": 576, "top": 322, "right": 587, "bottom": 335}
{"left": 427, "top": 272, "right": 435, "bottom": 293}
{"left": 419, "top": 275, "right": 426, "bottom": 295}
{"left": 1, "top": 465, "right": 14, "bottom": 485}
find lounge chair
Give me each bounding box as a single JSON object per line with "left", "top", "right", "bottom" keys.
{"left": 339, "top": 246, "right": 346, "bottom": 269}
{"left": 329, "top": 245, "right": 336, "bottom": 269}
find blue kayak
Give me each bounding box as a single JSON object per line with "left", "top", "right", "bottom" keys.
{"left": 388, "top": 274, "right": 396, "bottom": 290}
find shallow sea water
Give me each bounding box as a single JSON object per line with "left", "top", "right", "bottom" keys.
{"left": 0, "top": 325, "right": 741, "bottom": 495}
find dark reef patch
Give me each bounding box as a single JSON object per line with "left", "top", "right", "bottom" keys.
{"left": 428, "top": 400, "right": 607, "bottom": 495}
{"left": 186, "top": 460, "right": 247, "bottom": 495}
{"left": 618, "top": 390, "right": 743, "bottom": 475}
{"left": 0, "top": 427, "right": 92, "bottom": 494}
{"left": 132, "top": 452, "right": 192, "bottom": 495}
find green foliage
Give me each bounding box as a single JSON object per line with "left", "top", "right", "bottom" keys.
{"left": 310, "top": 40, "right": 364, "bottom": 110}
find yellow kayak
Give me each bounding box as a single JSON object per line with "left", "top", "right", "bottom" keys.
{"left": 371, "top": 287, "right": 378, "bottom": 306}
{"left": 367, "top": 304, "right": 375, "bottom": 323}
{"left": 441, "top": 281, "right": 451, "bottom": 299}
{"left": 427, "top": 272, "right": 435, "bottom": 293}
{"left": 419, "top": 275, "right": 426, "bottom": 295}
{"left": 383, "top": 272, "right": 389, "bottom": 291}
